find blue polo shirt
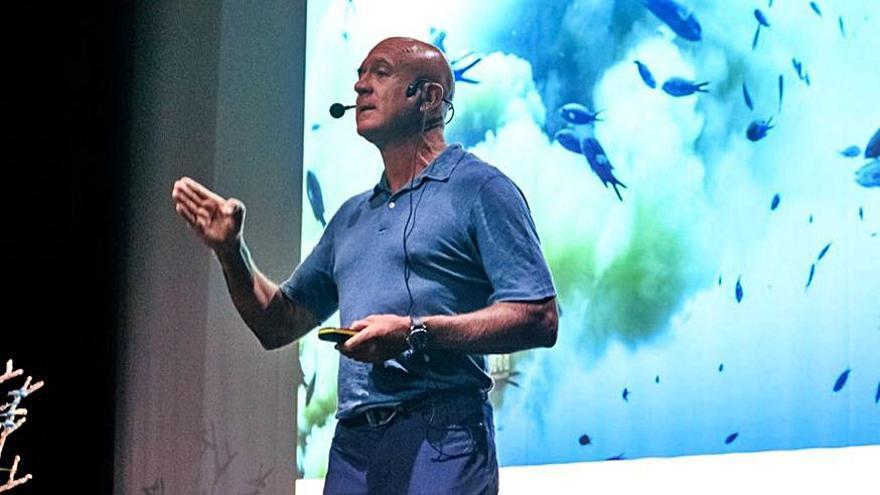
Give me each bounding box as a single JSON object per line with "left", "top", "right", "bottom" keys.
{"left": 281, "top": 144, "right": 556, "bottom": 419}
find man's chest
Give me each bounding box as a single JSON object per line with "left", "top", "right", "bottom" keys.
{"left": 332, "top": 189, "right": 481, "bottom": 287}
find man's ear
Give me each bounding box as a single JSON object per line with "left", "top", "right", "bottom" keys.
{"left": 422, "top": 82, "right": 445, "bottom": 112}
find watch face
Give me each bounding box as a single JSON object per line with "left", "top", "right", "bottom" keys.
{"left": 408, "top": 328, "right": 430, "bottom": 352}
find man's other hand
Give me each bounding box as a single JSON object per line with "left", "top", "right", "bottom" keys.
{"left": 171, "top": 177, "right": 245, "bottom": 254}
{"left": 338, "top": 314, "right": 410, "bottom": 363}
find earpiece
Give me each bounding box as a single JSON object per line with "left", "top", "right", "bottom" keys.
{"left": 405, "top": 79, "right": 427, "bottom": 98}
{"left": 406, "top": 79, "right": 454, "bottom": 124}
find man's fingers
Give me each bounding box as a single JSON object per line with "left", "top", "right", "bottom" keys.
{"left": 175, "top": 181, "right": 224, "bottom": 219}
{"left": 174, "top": 197, "right": 197, "bottom": 223}
{"left": 180, "top": 177, "right": 224, "bottom": 203}
{"left": 175, "top": 203, "right": 201, "bottom": 229}
{"left": 341, "top": 333, "right": 362, "bottom": 351}
{"left": 175, "top": 181, "right": 209, "bottom": 207}
{"left": 175, "top": 204, "right": 196, "bottom": 227}
{"left": 173, "top": 183, "right": 216, "bottom": 222}
{"left": 174, "top": 189, "right": 201, "bottom": 216}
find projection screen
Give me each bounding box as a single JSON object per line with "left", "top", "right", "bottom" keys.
{"left": 296, "top": 0, "right": 880, "bottom": 480}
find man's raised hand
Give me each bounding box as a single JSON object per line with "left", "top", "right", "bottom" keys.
{"left": 171, "top": 177, "right": 245, "bottom": 253}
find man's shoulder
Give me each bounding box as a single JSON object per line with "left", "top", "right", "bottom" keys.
{"left": 450, "top": 149, "right": 510, "bottom": 188}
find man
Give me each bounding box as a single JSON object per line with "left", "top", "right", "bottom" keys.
{"left": 172, "top": 37, "right": 557, "bottom": 494}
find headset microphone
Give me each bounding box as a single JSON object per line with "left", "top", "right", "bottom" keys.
{"left": 329, "top": 103, "right": 356, "bottom": 118}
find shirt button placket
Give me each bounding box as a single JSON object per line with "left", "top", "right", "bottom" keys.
{"left": 378, "top": 198, "right": 395, "bottom": 234}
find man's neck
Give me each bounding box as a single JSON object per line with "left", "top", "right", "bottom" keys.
{"left": 378, "top": 129, "right": 447, "bottom": 193}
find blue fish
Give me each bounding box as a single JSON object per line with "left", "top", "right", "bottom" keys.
{"left": 305, "top": 371, "right": 317, "bottom": 406}
{"left": 838, "top": 16, "right": 846, "bottom": 37}
{"left": 791, "top": 59, "right": 810, "bottom": 85}
{"left": 855, "top": 160, "right": 880, "bottom": 188}
{"left": 809, "top": 214, "right": 813, "bottom": 223}
{"left": 643, "top": 0, "right": 703, "bottom": 41}
{"left": 559, "top": 103, "right": 603, "bottom": 125}
{"left": 875, "top": 381, "right": 880, "bottom": 404}
{"left": 778, "top": 74, "right": 784, "bottom": 113}
{"left": 742, "top": 82, "right": 754, "bottom": 110}
{"left": 452, "top": 55, "right": 482, "bottom": 84}
{"left": 752, "top": 10, "right": 770, "bottom": 50}
{"left": 805, "top": 263, "right": 815, "bottom": 290}
{"left": 809, "top": 1, "right": 822, "bottom": 17}
{"left": 554, "top": 129, "right": 582, "bottom": 154}
{"left": 622, "top": 387, "right": 630, "bottom": 402}
{"left": 661, "top": 77, "right": 709, "bottom": 97}
{"left": 735, "top": 276, "right": 743, "bottom": 302}
{"left": 817, "top": 242, "right": 831, "bottom": 261}
{"left": 311, "top": 123, "right": 320, "bottom": 131}
{"left": 719, "top": 363, "right": 724, "bottom": 372}
{"left": 747, "top": 118, "right": 774, "bottom": 141}
{"left": 718, "top": 274, "right": 722, "bottom": 286}
{"left": 306, "top": 170, "right": 327, "bottom": 227}
{"left": 579, "top": 434, "right": 592, "bottom": 446}
{"left": 865, "top": 128, "right": 880, "bottom": 159}
{"left": 839, "top": 145, "right": 861, "bottom": 158}
{"left": 581, "top": 137, "right": 627, "bottom": 202}
{"left": 655, "top": 375, "right": 660, "bottom": 384}
{"left": 754, "top": 9, "right": 770, "bottom": 27}
{"left": 635, "top": 60, "right": 657, "bottom": 88}
{"left": 858, "top": 207, "right": 864, "bottom": 221}
{"left": 770, "top": 193, "right": 780, "bottom": 210}
{"left": 792, "top": 58, "right": 804, "bottom": 79}
{"left": 725, "top": 433, "right": 739, "bottom": 444}
{"left": 833, "top": 369, "right": 850, "bottom": 392}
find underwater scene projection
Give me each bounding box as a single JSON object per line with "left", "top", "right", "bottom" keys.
{"left": 296, "top": 0, "right": 880, "bottom": 477}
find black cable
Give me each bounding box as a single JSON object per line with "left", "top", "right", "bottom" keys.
{"left": 399, "top": 101, "right": 473, "bottom": 461}
{"left": 401, "top": 110, "right": 428, "bottom": 320}
{"left": 442, "top": 99, "right": 455, "bottom": 126}
{"left": 402, "top": 93, "right": 453, "bottom": 317}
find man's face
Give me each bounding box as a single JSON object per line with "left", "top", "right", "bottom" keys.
{"left": 353, "top": 42, "right": 419, "bottom": 145}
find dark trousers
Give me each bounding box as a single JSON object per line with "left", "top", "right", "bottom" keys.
{"left": 323, "top": 392, "right": 499, "bottom": 495}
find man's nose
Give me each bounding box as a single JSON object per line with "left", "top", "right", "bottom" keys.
{"left": 354, "top": 78, "right": 371, "bottom": 95}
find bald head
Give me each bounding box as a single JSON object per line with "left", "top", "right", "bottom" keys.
{"left": 370, "top": 37, "right": 455, "bottom": 103}
{"left": 354, "top": 37, "right": 456, "bottom": 145}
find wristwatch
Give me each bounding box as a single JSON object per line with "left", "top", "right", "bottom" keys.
{"left": 407, "top": 316, "right": 431, "bottom": 353}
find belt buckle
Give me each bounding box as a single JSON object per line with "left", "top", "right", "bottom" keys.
{"left": 365, "top": 407, "right": 398, "bottom": 427}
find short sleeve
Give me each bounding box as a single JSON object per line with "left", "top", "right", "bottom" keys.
{"left": 279, "top": 224, "right": 339, "bottom": 324}
{"left": 468, "top": 175, "right": 557, "bottom": 304}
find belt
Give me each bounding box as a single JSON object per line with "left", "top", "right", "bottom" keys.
{"left": 340, "top": 406, "right": 401, "bottom": 427}
{"left": 339, "top": 389, "right": 487, "bottom": 428}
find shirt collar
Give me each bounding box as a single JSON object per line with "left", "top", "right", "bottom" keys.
{"left": 370, "top": 144, "right": 465, "bottom": 200}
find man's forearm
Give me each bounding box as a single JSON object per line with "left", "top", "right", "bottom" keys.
{"left": 424, "top": 298, "right": 558, "bottom": 354}
{"left": 215, "top": 240, "right": 315, "bottom": 349}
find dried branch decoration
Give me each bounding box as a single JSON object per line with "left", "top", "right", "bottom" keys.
{"left": 0, "top": 360, "right": 45, "bottom": 492}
